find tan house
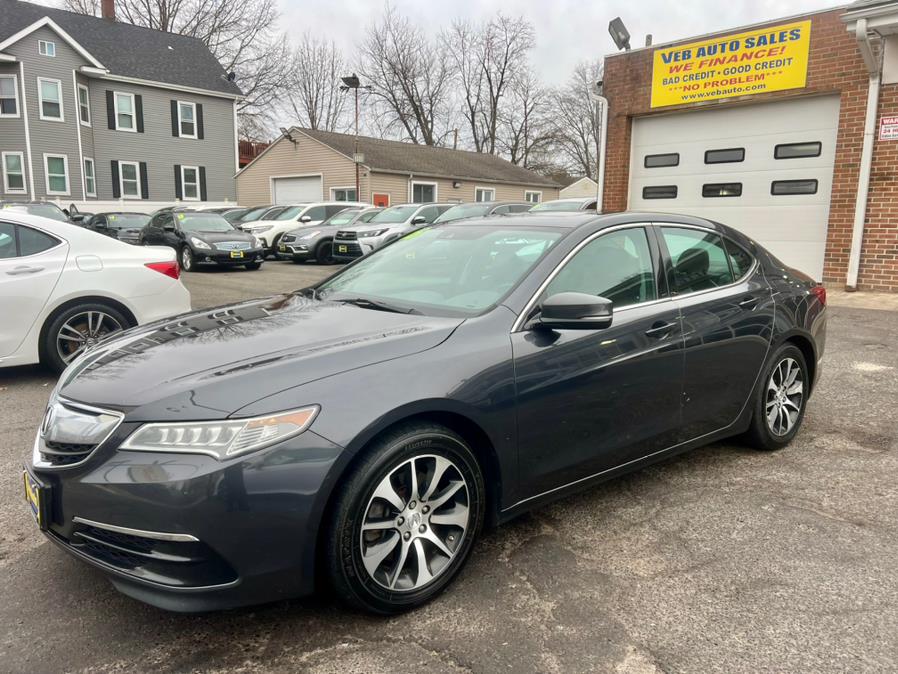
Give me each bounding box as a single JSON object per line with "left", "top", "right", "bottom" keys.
{"left": 559, "top": 177, "right": 598, "bottom": 199}
{"left": 236, "top": 127, "right": 559, "bottom": 207}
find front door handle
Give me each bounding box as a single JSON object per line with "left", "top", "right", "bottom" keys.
{"left": 6, "top": 265, "right": 44, "bottom": 276}
{"left": 738, "top": 296, "right": 759, "bottom": 309}
{"left": 645, "top": 321, "right": 675, "bottom": 338}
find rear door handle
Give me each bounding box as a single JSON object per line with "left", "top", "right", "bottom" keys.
{"left": 645, "top": 321, "right": 675, "bottom": 338}
{"left": 738, "top": 296, "right": 759, "bottom": 309}
{"left": 6, "top": 265, "right": 44, "bottom": 276}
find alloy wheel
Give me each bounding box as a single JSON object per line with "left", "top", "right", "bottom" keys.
{"left": 359, "top": 454, "right": 470, "bottom": 592}
{"left": 765, "top": 357, "right": 804, "bottom": 436}
{"left": 55, "top": 310, "right": 123, "bottom": 364}
{"left": 181, "top": 246, "right": 193, "bottom": 271}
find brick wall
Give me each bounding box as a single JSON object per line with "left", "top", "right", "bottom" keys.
{"left": 603, "top": 9, "right": 898, "bottom": 291}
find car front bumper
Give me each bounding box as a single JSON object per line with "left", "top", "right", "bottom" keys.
{"left": 332, "top": 237, "right": 382, "bottom": 261}
{"left": 277, "top": 241, "right": 314, "bottom": 261}
{"left": 198, "top": 248, "right": 266, "bottom": 266}
{"left": 26, "top": 424, "right": 344, "bottom": 612}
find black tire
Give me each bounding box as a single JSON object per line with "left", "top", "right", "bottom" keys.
{"left": 179, "top": 245, "right": 194, "bottom": 272}
{"left": 42, "top": 301, "right": 132, "bottom": 374}
{"left": 244, "top": 262, "right": 262, "bottom": 271}
{"left": 746, "top": 343, "right": 809, "bottom": 450}
{"left": 268, "top": 234, "right": 283, "bottom": 260}
{"left": 315, "top": 240, "right": 336, "bottom": 265}
{"left": 326, "top": 423, "right": 485, "bottom": 614}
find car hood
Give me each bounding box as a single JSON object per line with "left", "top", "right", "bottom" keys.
{"left": 188, "top": 230, "right": 255, "bottom": 243}
{"left": 57, "top": 294, "right": 463, "bottom": 420}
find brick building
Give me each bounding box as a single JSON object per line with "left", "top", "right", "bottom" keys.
{"left": 602, "top": 1, "right": 898, "bottom": 291}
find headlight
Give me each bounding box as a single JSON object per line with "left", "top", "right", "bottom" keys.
{"left": 361, "top": 229, "right": 389, "bottom": 238}
{"left": 252, "top": 225, "right": 273, "bottom": 233}
{"left": 190, "top": 236, "right": 211, "bottom": 249}
{"left": 253, "top": 237, "right": 263, "bottom": 248}
{"left": 299, "top": 230, "right": 321, "bottom": 240}
{"left": 120, "top": 406, "right": 319, "bottom": 460}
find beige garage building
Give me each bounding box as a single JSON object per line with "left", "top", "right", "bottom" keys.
{"left": 236, "top": 127, "right": 559, "bottom": 207}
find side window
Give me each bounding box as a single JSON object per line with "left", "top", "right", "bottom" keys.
{"left": 662, "top": 227, "right": 735, "bottom": 294}
{"left": 417, "top": 206, "right": 439, "bottom": 223}
{"left": 324, "top": 205, "right": 346, "bottom": 219}
{"left": 509, "top": 204, "right": 531, "bottom": 213}
{"left": 304, "top": 206, "right": 327, "bottom": 221}
{"left": 492, "top": 205, "right": 510, "bottom": 215}
{"left": 724, "top": 239, "right": 754, "bottom": 280}
{"left": 544, "top": 228, "right": 656, "bottom": 309}
{"left": 18, "top": 225, "right": 59, "bottom": 256}
{"left": 0, "top": 222, "right": 16, "bottom": 258}
{"left": 150, "top": 213, "right": 166, "bottom": 228}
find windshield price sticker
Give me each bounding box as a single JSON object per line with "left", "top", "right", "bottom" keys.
{"left": 651, "top": 20, "right": 811, "bottom": 108}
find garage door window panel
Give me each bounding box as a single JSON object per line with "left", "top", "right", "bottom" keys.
{"left": 771, "top": 179, "right": 818, "bottom": 196}
{"left": 702, "top": 183, "right": 742, "bottom": 198}
{"left": 643, "top": 185, "right": 678, "bottom": 199}
{"left": 545, "top": 228, "right": 657, "bottom": 309}
{"left": 704, "top": 148, "right": 744, "bottom": 164}
{"left": 644, "top": 153, "right": 679, "bottom": 168}
{"left": 774, "top": 142, "right": 821, "bottom": 159}
{"left": 662, "top": 227, "right": 735, "bottom": 294}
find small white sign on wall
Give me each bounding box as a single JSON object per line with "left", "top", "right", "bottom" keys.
{"left": 879, "top": 115, "right": 898, "bottom": 140}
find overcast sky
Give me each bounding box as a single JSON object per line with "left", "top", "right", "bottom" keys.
{"left": 280, "top": 0, "right": 844, "bottom": 83}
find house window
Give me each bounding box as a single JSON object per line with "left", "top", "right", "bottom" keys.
{"left": 524, "top": 190, "right": 542, "bottom": 204}
{"left": 178, "top": 101, "right": 197, "bottom": 138}
{"left": 84, "top": 158, "right": 96, "bottom": 197}
{"left": 2, "top": 152, "right": 26, "bottom": 193}
{"left": 775, "top": 142, "right": 822, "bottom": 159}
{"left": 704, "top": 148, "right": 744, "bottom": 164}
{"left": 38, "top": 78, "right": 63, "bottom": 121}
{"left": 181, "top": 165, "right": 199, "bottom": 200}
{"left": 644, "top": 153, "right": 679, "bottom": 168}
{"left": 411, "top": 181, "right": 437, "bottom": 203}
{"left": 331, "top": 187, "right": 357, "bottom": 201}
{"left": 771, "top": 179, "right": 818, "bottom": 196}
{"left": 115, "top": 92, "right": 136, "bottom": 131}
{"left": 475, "top": 187, "right": 495, "bottom": 202}
{"left": 43, "top": 154, "right": 69, "bottom": 195}
{"left": 702, "top": 182, "right": 742, "bottom": 198}
{"left": 0, "top": 75, "right": 18, "bottom": 117}
{"left": 119, "top": 161, "right": 141, "bottom": 198}
{"left": 642, "top": 185, "right": 678, "bottom": 199}
{"left": 77, "top": 84, "right": 90, "bottom": 126}
{"left": 38, "top": 40, "right": 56, "bottom": 57}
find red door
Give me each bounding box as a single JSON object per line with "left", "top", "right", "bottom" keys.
{"left": 373, "top": 193, "right": 390, "bottom": 207}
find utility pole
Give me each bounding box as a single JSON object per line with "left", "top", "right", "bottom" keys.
{"left": 341, "top": 74, "right": 368, "bottom": 201}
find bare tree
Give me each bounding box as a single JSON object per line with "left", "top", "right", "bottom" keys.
{"left": 444, "top": 14, "right": 534, "bottom": 154}
{"left": 496, "top": 70, "right": 555, "bottom": 170}
{"left": 358, "top": 4, "right": 452, "bottom": 145}
{"left": 552, "top": 60, "right": 603, "bottom": 179}
{"left": 62, "top": 0, "right": 293, "bottom": 138}
{"left": 285, "top": 34, "right": 348, "bottom": 132}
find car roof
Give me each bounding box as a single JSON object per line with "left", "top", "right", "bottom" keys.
{"left": 95, "top": 211, "right": 148, "bottom": 216}
{"left": 437, "top": 210, "right": 731, "bottom": 233}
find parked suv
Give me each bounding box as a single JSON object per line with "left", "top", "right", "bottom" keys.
{"left": 278, "top": 207, "right": 382, "bottom": 264}
{"left": 332, "top": 203, "right": 452, "bottom": 261}
{"left": 433, "top": 201, "right": 532, "bottom": 223}
{"left": 529, "top": 197, "right": 597, "bottom": 212}
{"left": 241, "top": 202, "right": 367, "bottom": 254}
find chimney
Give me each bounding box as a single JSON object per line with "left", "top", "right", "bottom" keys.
{"left": 101, "top": 0, "right": 115, "bottom": 21}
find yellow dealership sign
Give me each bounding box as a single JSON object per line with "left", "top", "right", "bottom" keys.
{"left": 651, "top": 20, "right": 811, "bottom": 108}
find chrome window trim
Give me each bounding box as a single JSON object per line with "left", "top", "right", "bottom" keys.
{"left": 72, "top": 516, "right": 199, "bottom": 542}
{"left": 32, "top": 396, "right": 124, "bottom": 470}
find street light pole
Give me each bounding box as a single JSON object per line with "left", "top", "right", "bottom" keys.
{"left": 341, "top": 73, "right": 364, "bottom": 201}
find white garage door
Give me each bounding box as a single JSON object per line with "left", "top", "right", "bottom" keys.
{"left": 628, "top": 96, "right": 840, "bottom": 280}
{"left": 272, "top": 176, "right": 322, "bottom": 204}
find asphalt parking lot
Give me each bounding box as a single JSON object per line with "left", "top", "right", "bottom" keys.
{"left": 1, "top": 263, "right": 897, "bottom": 673}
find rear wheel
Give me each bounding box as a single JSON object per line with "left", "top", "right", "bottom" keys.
{"left": 43, "top": 302, "right": 131, "bottom": 373}
{"left": 315, "top": 240, "right": 336, "bottom": 265}
{"left": 179, "top": 245, "right": 194, "bottom": 272}
{"left": 326, "top": 423, "right": 485, "bottom": 614}
{"left": 746, "top": 343, "right": 808, "bottom": 450}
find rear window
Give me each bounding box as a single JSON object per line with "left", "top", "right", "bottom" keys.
{"left": 19, "top": 225, "right": 60, "bottom": 256}
{"left": 724, "top": 239, "right": 754, "bottom": 280}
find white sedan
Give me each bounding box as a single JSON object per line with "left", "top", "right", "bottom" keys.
{"left": 0, "top": 210, "right": 191, "bottom": 373}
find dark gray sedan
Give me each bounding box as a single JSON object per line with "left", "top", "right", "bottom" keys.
{"left": 83, "top": 212, "right": 150, "bottom": 245}
{"left": 24, "top": 211, "right": 826, "bottom": 615}
{"left": 278, "top": 207, "right": 382, "bottom": 264}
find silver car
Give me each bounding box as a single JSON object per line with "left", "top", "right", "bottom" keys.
{"left": 278, "top": 207, "right": 383, "bottom": 264}
{"left": 332, "top": 203, "right": 453, "bottom": 262}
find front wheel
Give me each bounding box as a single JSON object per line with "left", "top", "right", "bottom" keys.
{"left": 244, "top": 262, "right": 262, "bottom": 271}
{"left": 179, "top": 245, "right": 194, "bottom": 272}
{"left": 315, "top": 240, "right": 336, "bottom": 265}
{"left": 746, "top": 343, "right": 809, "bottom": 450}
{"left": 326, "top": 423, "right": 485, "bottom": 614}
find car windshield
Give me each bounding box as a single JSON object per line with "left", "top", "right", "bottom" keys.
{"left": 104, "top": 214, "right": 150, "bottom": 229}
{"left": 322, "top": 209, "right": 362, "bottom": 226}
{"left": 222, "top": 209, "right": 248, "bottom": 224}
{"left": 317, "top": 225, "right": 562, "bottom": 317}
{"left": 434, "top": 204, "right": 493, "bottom": 223}
{"left": 275, "top": 206, "right": 307, "bottom": 220}
{"left": 176, "top": 213, "right": 234, "bottom": 232}
{"left": 2, "top": 203, "right": 68, "bottom": 221}
{"left": 529, "top": 200, "right": 589, "bottom": 212}
{"left": 368, "top": 205, "right": 418, "bottom": 224}
{"left": 238, "top": 206, "right": 269, "bottom": 222}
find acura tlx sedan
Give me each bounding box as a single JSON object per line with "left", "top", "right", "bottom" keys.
{"left": 23, "top": 212, "right": 826, "bottom": 614}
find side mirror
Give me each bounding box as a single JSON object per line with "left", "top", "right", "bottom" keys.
{"left": 411, "top": 215, "right": 426, "bottom": 225}
{"left": 531, "top": 292, "right": 613, "bottom": 330}
{"left": 300, "top": 215, "right": 312, "bottom": 223}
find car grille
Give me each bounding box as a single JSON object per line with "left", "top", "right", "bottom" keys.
{"left": 216, "top": 241, "right": 252, "bottom": 251}
{"left": 41, "top": 441, "right": 97, "bottom": 466}
{"left": 334, "top": 242, "right": 363, "bottom": 258}
{"left": 335, "top": 230, "right": 357, "bottom": 241}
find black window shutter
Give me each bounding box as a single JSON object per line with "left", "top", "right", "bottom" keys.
{"left": 196, "top": 104, "right": 204, "bottom": 139}
{"left": 135, "top": 95, "right": 144, "bottom": 133}
{"left": 170, "top": 100, "right": 179, "bottom": 137}
{"left": 110, "top": 160, "right": 120, "bottom": 198}
{"left": 139, "top": 161, "right": 149, "bottom": 199}
{"left": 174, "top": 165, "right": 182, "bottom": 200}
{"left": 199, "top": 166, "right": 207, "bottom": 201}
{"left": 106, "top": 91, "right": 115, "bottom": 130}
